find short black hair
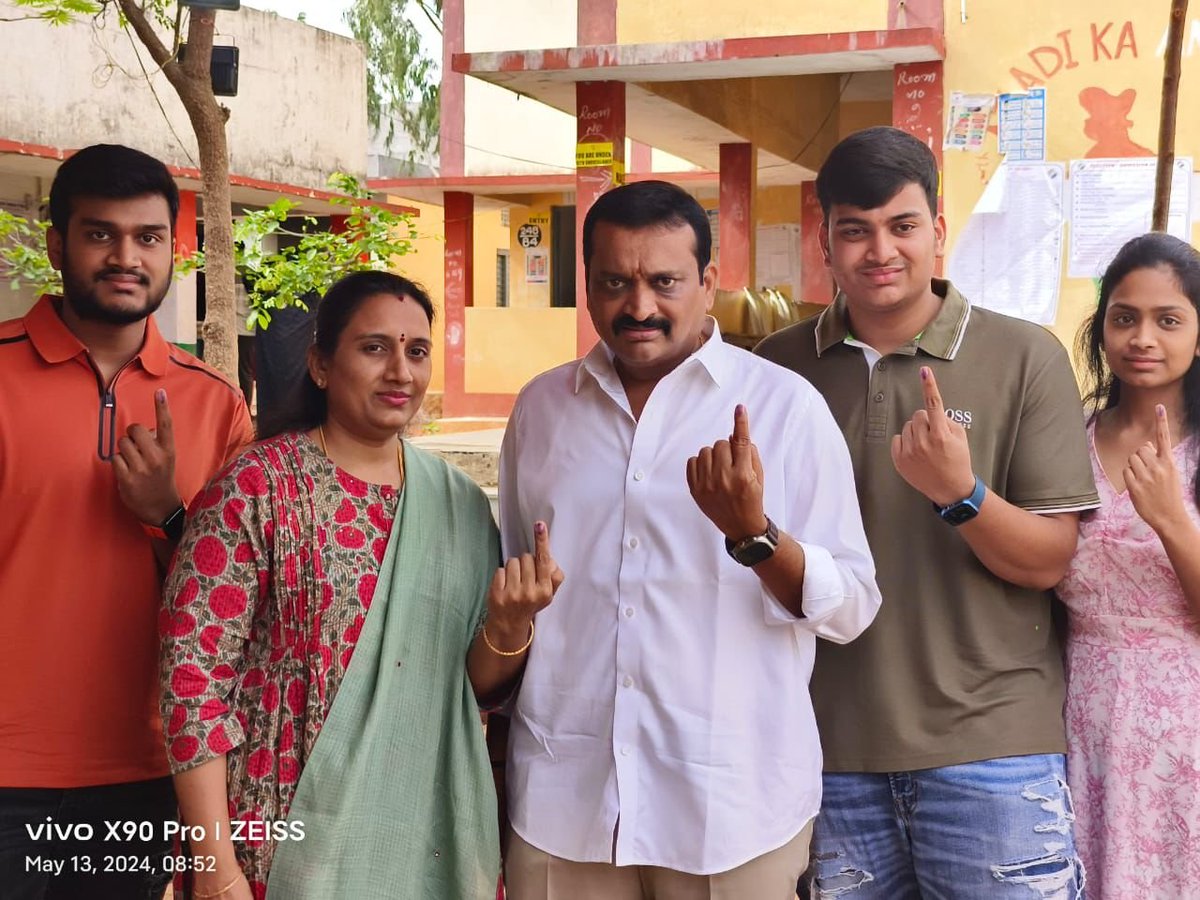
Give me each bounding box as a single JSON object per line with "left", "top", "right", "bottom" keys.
{"left": 582, "top": 180, "right": 711, "bottom": 280}
{"left": 49, "top": 144, "right": 180, "bottom": 235}
{"left": 816, "top": 126, "right": 939, "bottom": 219}
{"left": 257, "top": 270, "right": 436, "bottom": 440}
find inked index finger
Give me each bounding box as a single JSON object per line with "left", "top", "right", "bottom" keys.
{"left": 731, "top": 404, "right": 752, "bottom": 444}
{"left": 155, "top": 389, "right": 175, "bottom": 451}
{"left": 533, "top": 520, "right": 553, "bottom": 580}
{"left": 1156, "top": 404, "right": 1173, "bottom": 457}
{"left": 730, "top": 404, "right": 754, "bottom": 468}
{"left": 920, "top": 367, "right": 945, "bottom": 418}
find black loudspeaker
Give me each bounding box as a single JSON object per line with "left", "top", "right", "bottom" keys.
{"left": 178, "top": 43, "right": 240, "bottom": 97}
{"left": 179, "top": 0, "right": 241, "bottom": 9}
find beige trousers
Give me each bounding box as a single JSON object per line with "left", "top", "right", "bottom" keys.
{"left": 504, "top": 820, "right": 813, "bottom": 900}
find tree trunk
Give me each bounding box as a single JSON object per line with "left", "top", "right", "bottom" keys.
{"left": 117, "top": 3, "right": 237, "bottom": 379}
{"left": 1153, "top": 0, "right": 1190, "bottom": 231}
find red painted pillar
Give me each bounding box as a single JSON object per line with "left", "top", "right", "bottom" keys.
{"left": 164, "top": 190, "right": 199, "bottom": 347}
{"left": 176, "top": 190, "right": 198, "bottom": 259}
{"left": 577, "top": 0, "right": 618, "bottom": 44}
{"left": 443, "top": 191, "right": 474, "bottom": 415}
{"left": 440, "top": 0, "right": 466, "bottom": 176}
{"left": 717, "top": 143, "right": 755, "bottom": 292}
{"left": 892, "top": 61, "right": 945, "bottom": 212}
{"left": 893, "top": 60, "right": 945, "bottom": 273}
{"left": 800, "top": 182, "right": 836, "bottom": 305}
{"left": 887, "top": 0, "right": 944, "bottom": 30}
{"left": 575, "top": 80, "right": 626, "bottom": 356}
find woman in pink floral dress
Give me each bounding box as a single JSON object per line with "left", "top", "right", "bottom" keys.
{"left": 1058, "top": 233, "right": 1200, "bottom": 898}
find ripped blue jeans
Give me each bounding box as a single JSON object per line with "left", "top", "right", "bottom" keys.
{"left": 807, "top": 754, "right": 1085, "bottom": 899}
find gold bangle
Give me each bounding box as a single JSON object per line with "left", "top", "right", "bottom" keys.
{"left": 482, "top": 621, "right": 534, "bottom": 657}
{"left": 194, "top": 873, "right": 243, "bottom": 899}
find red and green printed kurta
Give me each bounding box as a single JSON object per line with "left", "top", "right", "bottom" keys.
{"left": 160, "top": 431, "right": 399, "bottom": 896}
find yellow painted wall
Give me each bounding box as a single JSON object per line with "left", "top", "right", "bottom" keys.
{"left": 473, "top": 207, "right": 509, "bottom": 309}
{"left": 387, "top": 197, "right": 446, "bottom": 393}
{"left": 757, "top": 186, "right": 801, "bottom": 226}
{"left": 464, "top": 307, "right": 577, "bottom": 393}
{"left": 942, "top": 3, "right": 1200, "bottom": 357}
{"left": 838, "top": 100, "right": 892, "bottom": 138}
{"left": 385, "top": 197, "right": 510, "bottom": 393}
{"left": 506, "top": 192, "right": 574, "bottom": 309}
{"left": 508, "top": 205, "right": 553, "bottom": 308}
{"left": 617, "top": 2, "right": 885, "bottom": 44}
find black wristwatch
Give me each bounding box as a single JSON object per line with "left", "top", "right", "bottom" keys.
{"left": 142, "top": 504, "right": 187, "bottom": 542}
{"left": 724, "top": 517, "right": 780, "bottom": 566}
{"left": 933, "top": 476, "right": 986, "bottom": 526}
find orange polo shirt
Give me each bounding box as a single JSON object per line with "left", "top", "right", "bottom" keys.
{"left": 0, "top": 296, "right": 254, "bottom": 788}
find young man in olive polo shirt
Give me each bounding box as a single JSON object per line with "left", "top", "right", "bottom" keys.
{"left": 757, "top": 127, "right": 1098, "bottom": 897}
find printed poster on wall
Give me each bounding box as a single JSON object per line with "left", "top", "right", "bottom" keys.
{"left": 997, "top": 88, "right": 1047, "bottom": 162}
{"left": 526, "top": 249, "right": 549, "bottom": 284}
{"left": 944, "top": 92, "right": 995, "bottom": 151}
{"left": 1067, "top": 157, "right": 1192, "bottom": 278}
{"left": 947, "top": 161, "right": 1066, "bottom": 325}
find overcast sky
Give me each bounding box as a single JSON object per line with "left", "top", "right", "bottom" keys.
{"left": 245, "top": 0, "right": 440, "bottom": 57}
{"left": 246, "top": 0, "right": 352, "bottom": 35}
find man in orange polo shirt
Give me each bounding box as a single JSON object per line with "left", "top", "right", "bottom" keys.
{"left": 0, "top": 144, "right": 253, "bottom": 899}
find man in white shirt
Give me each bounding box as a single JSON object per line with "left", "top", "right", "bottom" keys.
{"left": 498, "top": 180, "right": 882, "bottom": 899}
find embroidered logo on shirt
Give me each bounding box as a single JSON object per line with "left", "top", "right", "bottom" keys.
{"left": 946, "top": 408, "right": 974, "bottom": 429}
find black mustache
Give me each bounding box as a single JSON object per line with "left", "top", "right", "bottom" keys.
{"left": 614, "top": 315, "right": 671, "bottom": 335}
{"left": 97, "top": 267, "right": 150, "bottom": 285}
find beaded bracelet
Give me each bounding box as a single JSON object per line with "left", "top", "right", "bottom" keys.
{"left": 482, "top": 621, "right": 535, "bottom": 657}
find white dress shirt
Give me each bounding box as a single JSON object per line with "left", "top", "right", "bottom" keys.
{"left": 499, "top": 319, "right": 881, "bottom": 875}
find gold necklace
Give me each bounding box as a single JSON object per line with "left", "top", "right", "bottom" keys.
{"left": 317, "top": 425, "right": 404, "bottom": 485}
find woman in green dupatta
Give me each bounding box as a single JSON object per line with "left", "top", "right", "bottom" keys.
{"left": 160, "top": 271, "right": 561, "bottom": 900}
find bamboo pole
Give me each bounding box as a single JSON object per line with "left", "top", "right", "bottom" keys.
{"left": 1153, "top": 0, "right": 1190, "bottom": 231}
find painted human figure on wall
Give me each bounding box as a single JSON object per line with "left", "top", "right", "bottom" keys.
{"left": 1080, "top": 86, "right": 1155, "bottom": 157}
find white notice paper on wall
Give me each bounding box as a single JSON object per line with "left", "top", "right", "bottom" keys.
{"left": 755, "top": 224, "right": 801, "bottom": 298}
{"left": 1067, "top": 157, "right": 1192, "bottom": 278}
{"left": 947, "top": 161, "right": 1065, "bottom": 325}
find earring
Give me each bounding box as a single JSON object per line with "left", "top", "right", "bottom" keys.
{"left": 316, "top": 379, "right": 326, "bottom": 389}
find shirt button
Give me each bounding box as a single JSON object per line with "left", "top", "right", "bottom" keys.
{"left": 874, "top": 392, "right": 885, "bottom": 403}
{"left": 620, "top": 746, "right": 631, "bottom": 757}
{"left": 633, "top": 470, "right": 645, "bottom": 482}
{"left": 877, "top": 361, "right": 887, "bottom": 371}
{"left": 628, "top": 537, "right": 639, "bottom": 549}
{"left": 623, "top": 676, "right": 634, "bottom": 688}
{"left": 624, "top": 607, "right": 635, "bottom": 618}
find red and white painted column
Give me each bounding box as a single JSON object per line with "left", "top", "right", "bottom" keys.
{"left": 717, "top": 142, "right": 755, "bottom": 292}
{"left": 800, "top": 181, "right": 835, "bottom": 304}
{"left": 442, "top": 190, "right": 473, "bottom": 416}
{"left": 890, "top": 0, "right": 945, "bottom": 217}
{"left": 158, "top": 189, "right": 198, "bottom": 348}
{"left": 574, "top": 80, "right": 626, "bottom": 356}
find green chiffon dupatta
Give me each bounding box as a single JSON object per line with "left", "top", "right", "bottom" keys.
{"left": 267, "top": 444, "right": 501, "bottom": 899}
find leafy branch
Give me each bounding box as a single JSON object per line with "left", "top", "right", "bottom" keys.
{"left": 346, "top": 0, "right": 441, "bottom": 168}
{"left": 1, "top": 174, "right": 419, "bottom": 331}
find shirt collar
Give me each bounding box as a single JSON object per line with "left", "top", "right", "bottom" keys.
{"left": 24, "top": 294, "right": 169, "bottom": 376}
{"left": 814, "top": 278, "right": 971, "bottom": 361}
{"left": 575, "top": 316, "right": 730, "bottom": 394}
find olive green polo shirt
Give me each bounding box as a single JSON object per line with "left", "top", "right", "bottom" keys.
{"left": 756, "top": 279, "right": 1098, "bottom": 772}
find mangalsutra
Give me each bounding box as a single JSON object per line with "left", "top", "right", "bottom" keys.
{"left": 317, "top": 425, "right": 404, "bottom": 484}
